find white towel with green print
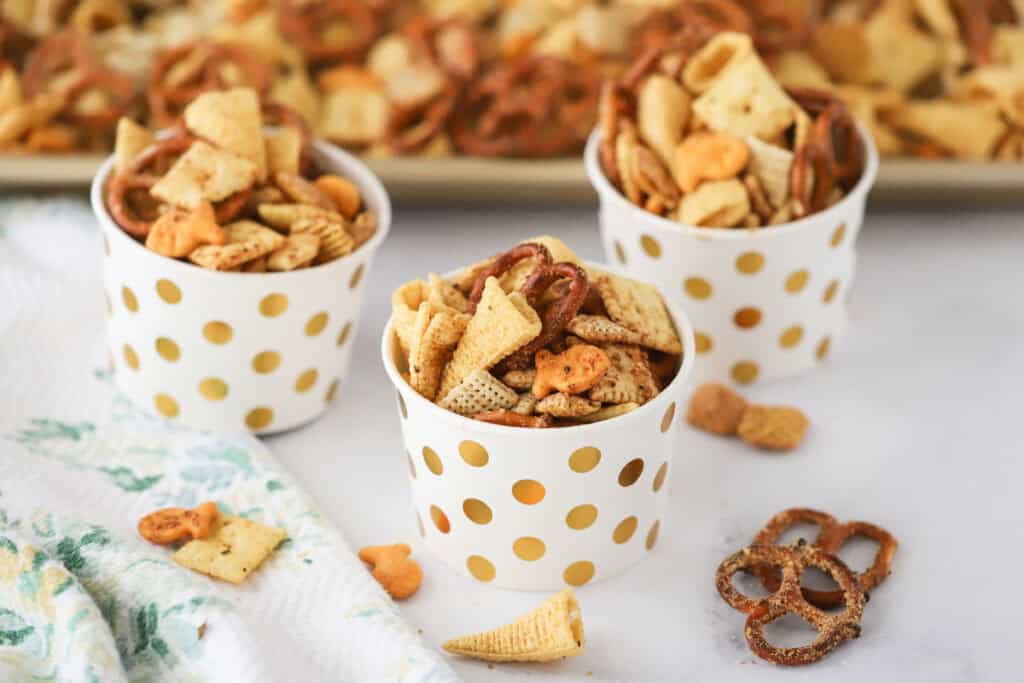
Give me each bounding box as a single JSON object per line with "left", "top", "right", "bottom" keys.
{"left": 0, "top": 196, "right": 457, "bottom": 683}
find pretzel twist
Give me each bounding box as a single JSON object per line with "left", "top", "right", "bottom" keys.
{"left": 276, "top": 0, "right": 379, "bottom": 63}
{"left": 466, "top": 242, "right": 552, "bottom": 313}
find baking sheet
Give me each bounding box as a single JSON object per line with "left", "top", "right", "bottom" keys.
{"left": 0, "top": 154, "right": 1020, "bottom": 203}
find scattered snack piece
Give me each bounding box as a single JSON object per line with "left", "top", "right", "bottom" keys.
{"left": 393, "top": 239, "right": 682, "bottom": 427}
{"left": 687, "top": 384, "right": 807, "bottom": 451}
{"left": 686, "top": 383, "right": 748, "bottom": 435}
{"left": 737, "top": 405, "right": 810, "bottom": 451}
{"left": 715, "top": 541, "right": 865, "bottom": 666}
{"left": 104, "top": 86, "right": 378, "bottom": 272}
{"left": 173, "top": 515, "right": 287, "bottom": 585}
{"left": 443, "top": 589, "right": 585, "bottom": 663}
{"left": 358, "top": 543, "right": 423, "bottom": 600}
{"left": 753, "top": 508, "right": 898, "bottom": 608}
{"left": 138, "top": 501, "right": 219, "bottom": 545}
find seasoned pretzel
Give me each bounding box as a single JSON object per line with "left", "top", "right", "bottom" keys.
{"left": 452, "top": 57, "right": 598, "bottom": 158}
{"left": 386, "top": 79, "right": 457, "bottom": 155}
{"left": 754, "top": 508, "right": 898, "bottom": 608}
{"left": 22, "top": 29, "right": 135, "bottom": 129}
{"left": 276, "top": 0, "right": 379, "bottom": 64}
{"left": 747, "top": 0, "right": 811, "bottom": 53}
{"left": 473, "top": 410, "right": 553, "bottom": 428}
{"left": 496, "top": 262, "right": 590, "bottom": 373}
{"left": 106, "top": 135, "right": 250, "bottom": 238}
{"left": 788, "top": 93, "right": 863, "bottom": 216}
{"left": 716, "top": 542, "right": 865, "bottom": 666}
{"left": 148, "top": 43, "right": 271, "bottom": 126}
{"left": 404, "top": 17, "right": 479, "bottom": 81}
{"left": 138, "top": 501, "right": 219, "bottom": 545}
{"left": 679, "top": 0, "right": 753, "bottom": 36}
{"left": 466, "top": 242, "right": 552, "bottom": 313}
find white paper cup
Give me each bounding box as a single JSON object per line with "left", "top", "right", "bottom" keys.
{"left": 91, "top": 140, "right": 391, "bottom": 434}
{"left": 584, "top": 128, "right": 878, "bottom": 385}
{"left": 382, "top": 288, "right": 696, "bottom": 591}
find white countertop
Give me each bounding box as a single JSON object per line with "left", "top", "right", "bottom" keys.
{"left": 266, "top": 202, "right": 1023, "bottom": 683}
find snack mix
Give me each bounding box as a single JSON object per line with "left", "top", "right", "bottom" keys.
{"left": 0, "top": 1, "right": 1019, "bottom": 162}
{"left": 715, "top": 507, "right": 897, "bottom": 666}
{"left": 391, "top": 236, "right": 683, "bottom": 427}
{"left": 103, "top": 86, "right": 378, "bottom": 271}
{"left": 358, "top": 543, "right": 424, "bottom": 600}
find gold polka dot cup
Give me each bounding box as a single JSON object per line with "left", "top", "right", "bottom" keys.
{"left": 584, "top": 128, "right": 878, "bottom": 385}
{"left": 382, "top": 292, "right": 696, "bottom": 591}
{"left": 91, "top": 139, "right": 391, "bottom": 434}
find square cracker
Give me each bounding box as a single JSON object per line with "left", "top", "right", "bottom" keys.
{"left": 438, "top": 277, "right": 542, "bottom": 400}
{"left": 692, "top": 53, "right": 799, "bottom": 142}
{"left": 566, "top": 314, "right": 643, "bottom": 345}
{"left": 591, "top": 271, "right": 682, "bottom": 354}
{"left": 535, "top": 392, "right": 602, "bottom": 418}
{"left": 184, "top": 88, "right": 267, "bottom": 180}
{"left": 409, "top": 300, "right": 470, "bottom": 401}
{"left": 173, "top": 515, "right": 287, "bottom": 584}
{"left": 189, "top": 221, "right": 286, "bottom": 270}
{"left": 151, "top": 141, "right": 259, "bottom": 209}
{"left": 258, "top": 203, "right": 344, "bottom": 232}
{"left": 589, "top": 344, "right": 660, "bottom": 405}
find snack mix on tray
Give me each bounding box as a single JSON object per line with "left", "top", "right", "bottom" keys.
{"left": 391, "top": 236, "right": 683, "bottom": 427}
{"left": 103, "top": 86, "right": 378, "bottom": 271}
{"left": 715, "top": 507, "right": 897, "bottom": 666}
{"left": 0, "top": 1, "right": 1019, "bottom": 162}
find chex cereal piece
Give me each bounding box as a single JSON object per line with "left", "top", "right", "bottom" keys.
{"left": 409, "top": 301, "right": 470, "bottom": 400}
{"left": 265, "top": 128, "right": 302, "bottom": 175}
{"left": 443, "top": 589, "right": 584, "bottom": 663}
{"left": 686, "top": 383, "right": 747, "bottom": 436}
{"left": 566, "top": 314, "right": 643, "bottom": 345}
{"left": 349, "top": 211, "right": 379, "bottom": 249}
{"left": 290, "top": 215, "right": 354, "bottom": 263}
{"left": 267, "top": 233, "right": 320, "bottom": 271}
{"left": 427, "top": 273, "right": 469, "bottom": 313}
{"left": 737, "top": 405, "right": 809, "bottom": 451}
{"left": 677, "top": 178, "right": 750, "bottom": 228}
{"left": 189, "top": 221, "right": 286, "bottom": 271}
{"left": 438, "top": 277, "right": 542, "bottom": 400}
{"left": 592, "top": 271, "right": 682, "bottom": 354}
{"left": 145, "top": 201, "right": 225, "bottom": 258}
{"left": 151, "top": 140, "right": 259, "bottom": 209}
{"left": 588, "top": 344, "right": 659, "bottom": 405}
{"left": 113, "top": 117, "right": 153, "bottom": 174}
{"left": 439, "top": 369, "right": 518, "bottom": 415}
{"left": 510, "top": 392, "right": 538, "bottom": 415}
{"left": 258, "top": 203, "right": 344, "bottom": 232}
{"left": 173, "top": 515, "right": 286, "bottom": 584}
{"left": 745, "top": 135, "right": 794, "bottom": 209}
{"left": 184, "top": 88, "right": 267, "bottom": 180}
{"left": 536, "top": 393, "right": 602, "bottom": 418}
{"left": 274, "top": 171, "right": 337, "bottom": 210}
{"left": 575, "top": 402, "right": 640, "bottom": 424}
{"left": 501, "top": 368, "right": 536, "bottom": 391}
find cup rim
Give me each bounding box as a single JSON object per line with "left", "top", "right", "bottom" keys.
{"left": 583, "top": 121, "right": 879, "bottom": 241}
{"left": 380, "top": 262, "right": 697, "bottom": 438}
{"left": 90, "top": 136, "right": 392, "bottom": 281}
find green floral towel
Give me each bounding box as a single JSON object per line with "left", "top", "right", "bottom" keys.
{"left": 0, "top": 197, "right": 457, "bottom": 683}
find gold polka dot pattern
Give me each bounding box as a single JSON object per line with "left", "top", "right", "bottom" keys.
{"left": 459, "top": 441, "right": 488, "bottom": 467}
{"left": 154, "top": 393, "right": 178, "bottom": 418}
{"left": 259, "top": 293, "right": 288, "bottom": 317}
{"left": 198, "top": 378, "right": 228, "bottom": 401}
{"left": 467, "top": 555, "right": 495, "bottom": 582}
{"left": 640, "top": 235, "right": 662, "bottom": 258}
{"left": 245, "top": 407, "right": 273, "bottom": 430}
{"left": 563, "top": 561, "right": 595, "bottom": 587}
{"left": 463, "top": 498, "right": 492, "bottom": 525}
{"left": 566, "top": 504, "right": 598, "bottom": 530}
{"left": 423, "top": 447, "right": 443, "bottom": 476}
{"left": 512, "top": 479, "right": 545, "bottom": 505}
{"left": 684, "top": 277, "right": 712, "bottom": 300}
{"left": 736, "top": 252, "right": 765, "bottom": 274}
{"left": 660, "top": 403, "right": 676, "bottom": 433}
{"left": 513, "top": 537, "right": 546, "bottom": 561}
{"left": 618, "top": 459, "right": 644, "bottom": 487}
{"left": 305, "top": 312, "right": 329, "bottom": 336}
{"left": 430, "top": 505, "right": 450, "bottom": 533}
{"left": 156, "top": 279, "right": 181, "bottom": 304}
{"left": 203, "top": 321, "right": 233, "bottom": 344}
{"left": 613, "top": 516, "right": 638, "bottom": 544}
{"left": 731, "top": 361, "right": 760, "bottom": 385}
{"left": 569, "top": 447, "right": 600, "bottom": 473}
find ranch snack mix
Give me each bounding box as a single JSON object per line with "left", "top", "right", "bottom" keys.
{"left": 600, "top": 31, "right": 867, "bottom": 226}
{"left": 104, "top": 86, "right": 378, "bottom": 272}
{"left": 391, "top": 236, "right": 683, "bottom": 428}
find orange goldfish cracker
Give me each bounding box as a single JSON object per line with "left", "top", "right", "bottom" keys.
{"left": 686, "top": 382, "right": 747, "bottom": 436}
{"left": 145, "top": 202, "right": 225, "bottom": 258}
{"left": 314, "top": 174, "right": 362, "bottom": 219}
{"left": 532, "top": 345, "right": 610, "bottom": 399}
{"left": 358, "top": 543, "right": 423, "bottom": 600}
{"left": 674, "top": 132, "right": 751, "bottom": 193}
{"left": 737, "top": 405, "right": 809, "bottom": 451}
{"left": 138, "top": 501, "right": 219, "bottom": 545}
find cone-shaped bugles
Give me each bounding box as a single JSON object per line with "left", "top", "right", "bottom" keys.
{"left": 443, "top": 589, "right": 585, "bottom": 662}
